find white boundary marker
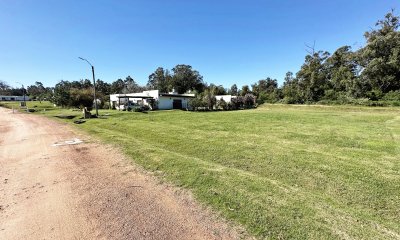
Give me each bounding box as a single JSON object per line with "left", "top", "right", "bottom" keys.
{"left": 52, "top": 138, "right": 83, "bottom": 147}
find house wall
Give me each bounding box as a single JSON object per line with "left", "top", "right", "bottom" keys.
{"left": 0, "top": 96, "right": 30, "bottom": 101}
{"left": 142, "top": 90, "right": 160, "bottom": 99}
{"left": 158, "top": 96, "right": 190, "bottom": 110}
{"left": 215, "top": 95, "right": 232, "bottom": 103}
{"left": 110, "top": 91, "right": 193, "bottom": 110}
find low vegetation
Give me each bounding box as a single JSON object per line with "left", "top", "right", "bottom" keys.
{"left": 3, "top": 101, "right": 399, "bottom": 239}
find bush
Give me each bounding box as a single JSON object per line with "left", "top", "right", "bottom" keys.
{"left": 244, "top": 93, "right": 256, "bottom": 109}
{"left": 102, "top": 101, "right": 111, "bottom": 109}
{"left": 142, "top": 105, "right": 150, "bottom": 111}
{"left": 216, "top": 99, "right": 227, "bottom": 110}
{"left": 383, "top": 91, "right": 400, "bottom": 101}
{"left": 132, "top": 106, "right": 142, "bottom": 112}
{"left": 69, "top": 88, "right": 94, "bottom": 110}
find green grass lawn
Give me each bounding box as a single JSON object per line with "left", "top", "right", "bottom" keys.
{"left": 2, "top": 102, "right": 400, "bottom": 239}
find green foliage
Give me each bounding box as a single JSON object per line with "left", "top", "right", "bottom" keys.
{"left": 188, "top": 96, "right": 206, "bottom": 110}
{"left": 297, "top": 51, "right": 331, "bottom": 102}
{"left": 147, "top": 67, "right": 172, "bottom": 93}
{"left": 110, "top": 78, "right": 125, "bottom": 94}
{"left": 383, "top": 90, "right": 400, "bottom": 101}
{"left": 52, "top": 80, "right": 72, "bottom": 107}
{"left": 243, "top": 93, "right": 256, "bottom": 108}
{"left": 360, "top": 10, "right": 400, "bottom": 94}
{"left": 216, "top": 98, "right": 227, "bottom": 110}
{"left": 26, "top": 81, "right": 49, "bottom": 100}
{"left": 252, "top": 78, "right": 281, "bottom": 104}
{"left": 69, "top": 88, "right": 94, "bottom": 110}
{"left": 122, "top": 76, "right": 143, "bottom": 93}
{"left": 0, "top": 80, "right": 10, "bottom": 95}
{"left": 202, "top": 89, "right": 217, "bottom": 110}
{"left": 172, "top": 64, "right": 205, "bottom": 94}
{"left": 230, "top": 84, "right": 238, "bottom": 96}
{"left": 240, "top": 85, "right": 250, "bottom": 96}
{"left": 275, "top": 10, "right": 400, "bottom": 105}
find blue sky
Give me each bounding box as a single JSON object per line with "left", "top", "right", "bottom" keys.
{"left": 0, "top": 0, "right": 398, "bottom": 89}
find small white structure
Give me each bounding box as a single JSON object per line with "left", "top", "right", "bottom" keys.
{"left": 0, "top": 95, "right": 30, "bottom": 101}
{"left": 110, "top": 90, "right": 195, "bottom": 110}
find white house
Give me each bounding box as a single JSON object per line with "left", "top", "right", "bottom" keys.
{"left": 215, "top": 95, "right": 235, "bottom": 103}
{"left": 0, "top": 95, "right": 30, "bottom": 101}
{"left": 110, "top": 90, "right": 195, "bottom": 110}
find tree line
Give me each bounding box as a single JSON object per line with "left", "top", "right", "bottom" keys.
{"left": 260, "top": 10, "right": 400, "bottom": 106}
{"left": 1, "top": 11, "right": 399, "bottom": 108}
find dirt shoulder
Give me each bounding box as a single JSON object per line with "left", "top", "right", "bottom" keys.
{"left": 0, "top": 107, "right": 247, "bottom": 239}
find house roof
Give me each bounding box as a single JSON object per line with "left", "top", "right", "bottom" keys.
{"left": 159, "top": 93, "right": 195, "bottom": 98}
{"left": 117, "top": 95, "right": 154, "bottom": 99}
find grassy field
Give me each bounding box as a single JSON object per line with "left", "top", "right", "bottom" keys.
{"left": 2, "top": 101, "right": 400, "bottom": 239}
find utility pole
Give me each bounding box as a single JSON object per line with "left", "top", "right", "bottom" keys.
{"left": 79, "top": 57, "right": 98, "bottom": 117}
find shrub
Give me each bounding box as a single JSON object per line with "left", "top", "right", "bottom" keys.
{"left": 69, "top": 88, "right": 94, "bottom": 110}
{"left": 189, "top": 97, "right": 206, "bottom": 111}
{"left": 132, "top": 106, "right": 142, "bottom": 112}
{"left": 244, "top": 93, "right": 256, "bottom": 108}
{"left": 216, "top": 98, "right": 227, "bottom": 110}
{"left": 383, "top": 91, "right": 400, "bottom": 101}
{"left": 142, "top": 105, "right": 150, "bottom": 111}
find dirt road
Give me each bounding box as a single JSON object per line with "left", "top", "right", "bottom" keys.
{"left": 0, "top": 107, "right": 244, "bottom": 239}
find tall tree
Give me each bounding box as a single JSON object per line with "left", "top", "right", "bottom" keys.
{"left": 208, "top": 84, "right": 227, "bottom": 95}
{"left": 359, "top": 10, "right": 400, "bottom": 96}
{"left": 326, "top": 46, "right": 357, "bottom": 94}
{"left": 282, "top": 71, "right": 302, "bottom": 103}
{"left": 27, "top": 81, "right": 46, "bottom": 99}
{"left": 171, "top": 64, "right": 205, "bottom": 94}
{"left": 0, "top": 80, "right": 11, "bottom": 95}
{"left": 52, "top": 80, "right": 71, "bottom": 107}
{"left": 252, "top": 78, "right": 279, "bottom": 103}
{"left": 240, "top": 85, "right": 250, "bottom": 96}
{"left": 230, "top": 84, "right": 238, "bottom": 96}
{"left": 110, "top": 79, "right": 125, "bottom": 93}
{"left": 147, "top": 67, "right": 171, "bottom": 92}
{"left": 122, "top": 76, "right": 142, "bottom": 93}
{"left": 95, "top": 79, "right": 111, "bottom": 96}
{"left": 296, "top": 51, "right": 330, "bottom": 102}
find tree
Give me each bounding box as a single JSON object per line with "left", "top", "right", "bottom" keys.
{"left": 296, "top": 51, "right": 330, "bottom": 102}
{"left": 216, "top": 98, "right": 227, "bottom": 110}
{"left": 208, "top": 84, "right": 227, "bottom": 95}
{"left": 230, "top": 84, "right": 238, "bottom": 96}
{"left": 52, "top": 80, "right": 71, "bottom": 107}
{"left": 244, "top": 93, "right": 256, "bottom": 108}
{"left": 27, "top": 81, "right": 46, "bottom": 100}
{"left": 171, "top": 64, "right": 205, "bottom": 93}
{"left": 122, "top": 76, "right": 142, "bottom": 93}
{"left": 359, "top": 10, "right": 400, "bottom": 97}
{"left": 240, "top": 85, "right": 250, "bottom": 96}
{"left": 0, "top": 80, "right": 10, "bottom": 95}
{"left": 202, "top": 88, "right": 216, "bottom": 110}
{"left": 69, "top": 88, "right": 95, "bottom": 110}
{"left": 95, "top": 79, "right": 111, "bottom": 108}
{"left": 326, "top": 46, "right": 357, "bottom": 98}
{"left": 282, "top": 71, "right": 302, "bottom": 103}
{"left": 110, "top": 79, "right": 125, "bottom": 93}
{"left": 95, "top": 79, "right": 111, "bottom": 96}
{"left": 251, "top": 78, "right": 279, "bottom": 103}
{"left": 147, "top": 67, "right": 171, "bottom": 92}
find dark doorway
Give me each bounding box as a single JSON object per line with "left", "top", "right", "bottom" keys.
{"left": 173, "top": 99, "right": 182, "bottom": 109}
